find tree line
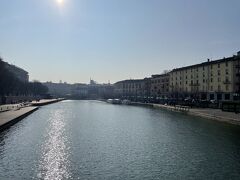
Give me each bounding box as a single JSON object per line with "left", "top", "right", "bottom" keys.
{"left": 0, "top": 57, "right": 48, "bottom": 96}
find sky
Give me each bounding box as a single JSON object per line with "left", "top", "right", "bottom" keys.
{"left": 0, "top": 0, "right": 240, "bottom": 84}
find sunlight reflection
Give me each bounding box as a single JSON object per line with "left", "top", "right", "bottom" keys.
{"left": 38, "top": 110, "right": 71, "bottom": 180}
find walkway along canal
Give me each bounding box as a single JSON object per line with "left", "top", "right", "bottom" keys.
{"left": 0, "top": 100, "right": 240, "bottom": 179}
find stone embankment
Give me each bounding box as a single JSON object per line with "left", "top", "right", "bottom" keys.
{"left": 130, "top": 102, "right": 240, "bottom": 125}
{"left": 31, "top": 98, "right": 64, "bottom": 106}
{"left": 0, "top": 98, "right": 64, "bottom": 130}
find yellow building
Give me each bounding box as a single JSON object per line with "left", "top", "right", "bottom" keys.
{"left": 169, "top": 53, "right": 240, "bottom": 101}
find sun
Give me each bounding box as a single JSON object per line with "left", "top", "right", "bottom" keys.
{"left": 56, "top": 0, "right": 64, "bottom": 5}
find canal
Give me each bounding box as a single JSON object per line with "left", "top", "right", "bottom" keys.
{"left": 0, "top": 100, "right": 240, "bottom": 179}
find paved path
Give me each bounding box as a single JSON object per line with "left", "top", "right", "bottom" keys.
{"left": 153, "top": 104, "right": 240, "bottom": 125}
{"left": 189, "top": 108, "right": 240, "bottom": 125}
{"left": 0, "top": 107, "right": 38, "bottom": 128}
{"left": 0, "top": 103, "right": 28, "bottom": 112}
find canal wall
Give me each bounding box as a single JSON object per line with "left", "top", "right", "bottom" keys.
{"left": 129, "top": 102, "right": 240, "bottom": 126}
{"left": 0, "top": 98, "right": 65, "bottom": 131}
{"left": 130, "top": 102, "right": 154, "bottom": 107}
{"left": 0, "top": 107, "right": 38, "bottom": 130}
{"left": 31, "top": 98, "right": 65, "bottom": 106}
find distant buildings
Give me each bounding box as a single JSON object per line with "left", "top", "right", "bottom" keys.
{"left": 44, "top": 82, "right": 72, "bottom": 96}
{"left": 44, "top": 51, "right": 240, "bottom": 102}
{"left": 114, "top": 79, "right": 145, "bottom": 98}
{"left": 114, "top": 51, "right": 240, "bottom": 102}
{"left": 4, "top": 61, "right": 29, "bottom": 82}
{"left": 44, "top": 80, "right": 114, "bottom": 99}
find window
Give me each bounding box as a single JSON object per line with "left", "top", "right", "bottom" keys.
{"left": 218, "top": 70, "right": 221, "bottom": 76}
{"left": 211, "top": 78, "right": 213, "bottom": 82}
{"left": 211, "top": 65, "right": 213, "bottom": 69}
{"left": 210, "top": 86, "right": 213, "bottom": 91}
{"left": 210, "top": 94, "right": 214, "bottom": 100}
{"left": 226, "top": 62, "right": 228, "bottom": 67}
{"left": 218, "top": 77, "right": 221, "bottom": 82}
{"left": 186, "top": 81, "right": 188, "bottom": 84}
{"left": 217, "top": 94, "right": 222, "bottom": 100}
{"left": 186, "top": 76, "right": 187, "bottom": 79}
{"left": 203, "top": 66, "right": 205, "bottom": 70}
{"left": 218, "top": 64, "right": 220, "bottom": 68}
{"left": 225, "top": 94, "right": 230, "bottom": 100}
{"left": 203, "top": 79, "right": 205, "bottom": 83}
{"left": 218, "top": 85, "right": 221, "bottom": 91}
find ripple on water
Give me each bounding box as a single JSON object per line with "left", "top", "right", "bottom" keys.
{"left": 37, "top": 109, "right": 71, "bottom": 180}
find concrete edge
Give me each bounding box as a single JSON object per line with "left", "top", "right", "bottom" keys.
{"left": 0, "top": 107, "right": 39, "bottom": 131}
{"left": 152, "top": 104, "right": 240, "bottom": 126}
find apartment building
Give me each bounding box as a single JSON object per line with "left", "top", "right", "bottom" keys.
{"left": 150, "top": 74, "right": 169, "bottom": 98}
{"left": 114, "top": 78, "right": 152, "bottom": 99}
{"left": 169, "top": 53, "right": 240, "bottom": 101}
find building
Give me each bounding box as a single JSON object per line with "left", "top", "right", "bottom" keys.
{"left": 150, "top": 74, "right": 169, "bottom": 98}
{"left": 43, "top": 82, "right": 72, "bottom": 96}
{"left": 4, "top": 62, "right": 29, "bottom": 82}
{"left": 169, "top": 53, "right": 240, "bottom": 101}
{"left": 71, "top": 83, "right": 88, "bottom": 98}
{"left": 44, "top": 79, "right": 114, "bottom": 99}
{"left": 114, "top": 78, "right": 151, "bottom": 101}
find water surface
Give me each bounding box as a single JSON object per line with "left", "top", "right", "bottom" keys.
{"left": 0, "top": 100, "right": 240, "bottom": 179}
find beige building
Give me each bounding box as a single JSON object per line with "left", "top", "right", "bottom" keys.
{"left": 150, "top": 74, "right": 169, "bottom": 98}
{"left": 114, "top": 78, "right": 151, "bottom": 100}
{"left": 114, "top": 79, "right": 145, "bottom": 98}
{"left": 169, "top": 53, "right": 240, "bottom": 101}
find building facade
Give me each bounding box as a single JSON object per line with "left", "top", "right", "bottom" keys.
{"left": 150, "top": 74, "right": 169, "bottom": 98}
{"left": 114, "top": 79, "right": 145, "bottom": 98}
{"left": 169, "top": 53, "right": 240, "bottom": 101}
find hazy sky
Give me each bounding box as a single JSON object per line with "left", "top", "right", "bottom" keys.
{"left": 0, "top": 0, "right": 240, "bottom": 84}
